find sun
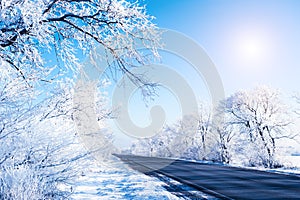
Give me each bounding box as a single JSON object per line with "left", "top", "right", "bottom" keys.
{"left": 236, "top": 33, "right": 267, "bottom": 64}
{"left": 225, "top": 27, "right": 275, "bottom": 73}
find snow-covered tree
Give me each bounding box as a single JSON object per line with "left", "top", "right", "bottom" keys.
{"left": 195, "top": 103, "right": 212, "bottom": 160}
{"left": 1, "top": 0, "right": 160, "bottom": 197}
{"left": 211, "top": 118, "right": 235, "bottom": 163}
{"left": 0, "top": 0, "right": 159, "bottom": 85}
{"left": 0, "top": 71, "right": 85, "bottom": 198}
{"left": 222, "top": 86, "right": 293, "bottom": 168}
{"left": 130, "top": 125, "right": 177, "bottom": 157}
{"left": 131, "top": 106, "right": 213, "bottom": 160}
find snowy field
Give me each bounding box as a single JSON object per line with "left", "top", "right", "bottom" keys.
{"left": 271, "top": 155, "right": 300, "bottom": 174}
{"left": 280, "top": 155, "right": 300, "bottom": 168}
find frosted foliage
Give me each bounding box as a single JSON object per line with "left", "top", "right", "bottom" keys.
{"left": 0, "top": 65, "right": 91, "bottom": 198}
{"left": 221, "top": 86, "right": 293, "bottom": 168}
{"left": 131, "top": 104, "right": 213, "bottom": 161}
{"left": 0, "top": 0, "right": 160, "bottom": 81}
{"left": 0, "top": 0, "right": 160, "bottom": 198}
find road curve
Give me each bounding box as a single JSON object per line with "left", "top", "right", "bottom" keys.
{"left": 114, "top": 154, "right": 300, "bottom": 200}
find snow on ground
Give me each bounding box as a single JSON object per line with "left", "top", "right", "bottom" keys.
{"left": 62, "top": 156, "right": 300, "bottom": 199}
{"left": 269, "top": 155, "right": 300, "bottom": 175}
{"left": 67, "top": 160, "right": 213, "bottom": 200}
{"left": 71, "top": 167, "right": 177, "bottom": 199}
{"left": 227, "top": 156, "right": 300, "bottom": 175}
{"left": 278, "top": 155, "right": 300, "bottom": 168}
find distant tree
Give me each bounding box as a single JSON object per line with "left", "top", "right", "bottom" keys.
{"left": 130, "top": 108, "right": 212, "bottom": 161}
{"left": 211, "top": 108, "right": 236, "bottom": 164}
{"left": 295, "top": 94, "right": 300, "bottom": 117}
{"left": 196, "top": 103, "right": 212, "bottom": 160}
{"left": 223, "top": 86, "right": 293, "bottom": 168}
{"left": 130, "top": 125, "right": 177, "bottom": 157}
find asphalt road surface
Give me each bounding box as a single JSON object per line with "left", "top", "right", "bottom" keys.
{"left": 114, "top": 154, "right": 300, "bottom": 200}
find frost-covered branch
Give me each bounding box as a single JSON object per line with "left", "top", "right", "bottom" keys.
{"left": 0, "top": 0, "right": 160, "bottom": 86}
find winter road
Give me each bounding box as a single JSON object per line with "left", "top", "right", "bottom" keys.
{"left": 114, "top": 154, "right": 300, "bottom": 200}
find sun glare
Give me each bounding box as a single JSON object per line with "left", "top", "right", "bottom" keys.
{"left": 236, "top": 33, "right": 266, "bottom": 63}
{"left": 242, "top": 39, "right": 263, "bottom": 59}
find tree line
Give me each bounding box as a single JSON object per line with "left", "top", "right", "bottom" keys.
{"left": 131, "top": 86, "right": 300, "bottom": 169}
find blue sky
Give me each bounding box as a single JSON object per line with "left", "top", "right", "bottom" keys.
{"left": 111, "top": 0, "right": 300, "bottom": 148}
{"left": 144, "top": 0, "right": 300, "bottom": 95}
